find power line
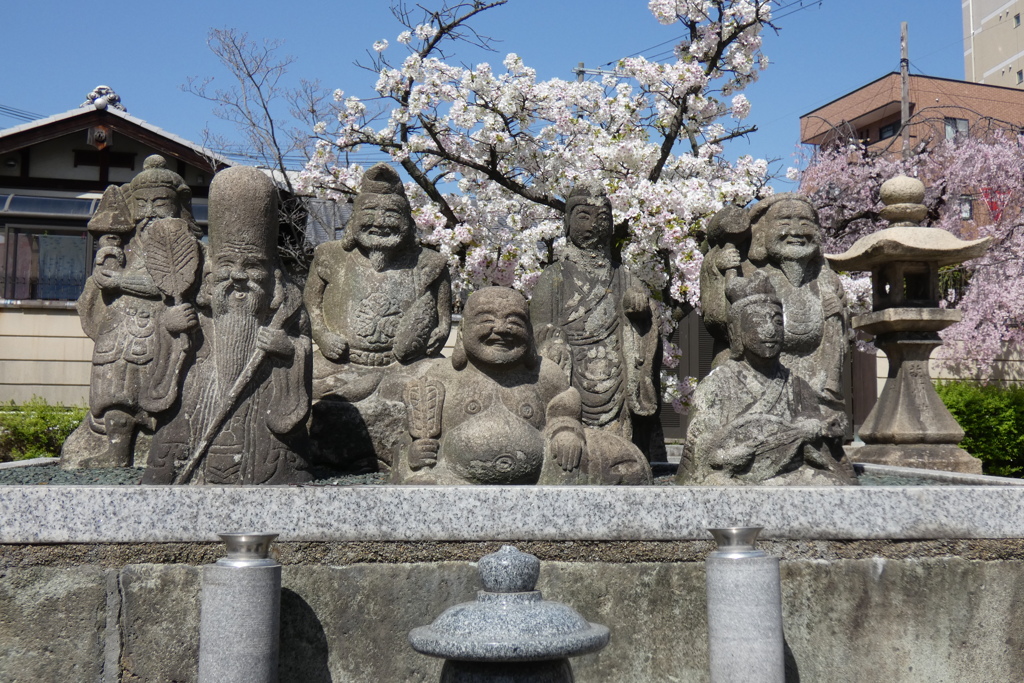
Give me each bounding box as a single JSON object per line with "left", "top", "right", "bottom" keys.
{"left": 600, "top": 0, "right": 825, "bottom": 68}
{"left": 0, "top": 103, "right": 44, "bottom": 123}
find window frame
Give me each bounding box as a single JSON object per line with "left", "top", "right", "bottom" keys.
{"left": 1, "top": 220, "right": 94, "bottom": 302}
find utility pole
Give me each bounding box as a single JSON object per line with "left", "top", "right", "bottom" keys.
{"left": 573, "top": 62, "right": 623, "bottom": 82}
{"left": 901, "top": 21, "right": 911, "bottom": 158}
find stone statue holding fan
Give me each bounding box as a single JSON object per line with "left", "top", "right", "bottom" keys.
{"left": 61, "top": 155, "right": 202, "bottom": 469}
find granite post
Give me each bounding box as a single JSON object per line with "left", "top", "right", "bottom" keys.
{"left": 705, "top": 527, "right": 785, "bottom": 683}
{"left": 198, "top": 533, "right": 281, "bottom": 683}
{"left": 409, "top": 545, "right": 609, "bottom": 681}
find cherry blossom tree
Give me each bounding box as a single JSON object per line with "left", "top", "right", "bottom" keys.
{"left": 798, "top": 129, "right": 1024, "bottom": 373}
{"left": 297, "top": 0, "right": 779, "bottom": 410}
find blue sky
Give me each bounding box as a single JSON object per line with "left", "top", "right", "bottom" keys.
{"left": 4, "top": 1, "right": 964, "bottom": 190}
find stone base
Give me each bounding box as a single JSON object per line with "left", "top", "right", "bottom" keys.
{"left": 851, "top": 443, "right": 982, "bottom": 474}
{"left": 59, "top": 420, "right": 151, "bottom": 470}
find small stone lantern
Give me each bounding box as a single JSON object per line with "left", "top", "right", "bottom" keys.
{"left": 827, "top": 175, "right": 990, "bottom": 472}
{"left": 409, "top": 545, "right": 609, "bottom": 682}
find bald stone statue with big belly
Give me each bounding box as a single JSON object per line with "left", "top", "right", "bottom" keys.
{"left": 391, "top": 287, "right": 651, "bottom": 486}
{"left": 304, "top": 163, "right": 451, "bottom": 473}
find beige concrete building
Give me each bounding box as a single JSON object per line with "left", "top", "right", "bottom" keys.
{"left": 964, "top": 0, "right": 1024, "bottom": 88}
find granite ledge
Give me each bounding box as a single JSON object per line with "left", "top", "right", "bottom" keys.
{"left": 3, "top": 484, "right": 1024, "bottom": 543}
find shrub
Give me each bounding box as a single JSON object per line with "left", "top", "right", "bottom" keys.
{"left": 934, "top": 381, "right": 1024, "bottom": 477}
{"left": 0, "top": 397, "right": 86, "bottom": 462}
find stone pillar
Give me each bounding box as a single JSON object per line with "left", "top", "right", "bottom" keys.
{"left": 705, "top": 527, "right": 785, "bottom": 683}
{"left": 856, "top": 333, "right": 979, "bottom": 472}
{"left": 198, "top": 533, "right": 281, "bottom": 683}
{"left": 409, "top": 545, "right": 609, "bottom": 682}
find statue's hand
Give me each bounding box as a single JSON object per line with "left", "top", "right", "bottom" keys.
{"left": 793, "top": 417, "right": 828, "bottom": 441}
{"left": 408, "top": 438, "right": 439, "bottom": 471}
{"left": 257, "top": 327, "right": 294, "bottom": 357}
{"left": 549, "top": 429, "right": 584, "bottom": 472}
{"left": 715, "top": 244, "right": 741, "bottom": 274}
{"left": 163, "top": 303, "right": 198, "bottom": 335}
{"left": 709, "top": 445, "right": 752, "bottom": 470}
{"left": 318, "top": 331, "right": 349, "bottom": 361}
{"left": 92, "top": 268, "right": 122, "bottom": 291}
{"left": 622, "top": 287, "right": 649, "bottom": 317}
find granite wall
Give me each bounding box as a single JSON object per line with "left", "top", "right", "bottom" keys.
{"left": 3, "top": 539, "right": 1024, "bottom": 683}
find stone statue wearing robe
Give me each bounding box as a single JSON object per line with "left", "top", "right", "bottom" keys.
{"left": 143, "top": 166, "right": 312, "bottom": 485}
{"left": 62, "top": 155, "right": 200, "bottom": 469}
{"left": 304, "top": 163, "right": 451, "bottom": 473}
{"left": 678, "top": 273, "right": 855, "bottom": 486}
{"left": 530, "top": 183, "right": 662, "bottom": 459}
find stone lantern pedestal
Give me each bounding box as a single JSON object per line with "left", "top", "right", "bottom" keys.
{"left": 409, "top": 545, "right": 609, "bottom": 682}
{"left": 828, "top": 176, "right": 990, "bottom": 473}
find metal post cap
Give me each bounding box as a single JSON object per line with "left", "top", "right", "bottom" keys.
{"left": 215, "top": 532, "right": 279, "bottom": 567}
{"left": 708, "top": 526, "right": 767, "bottom": 559}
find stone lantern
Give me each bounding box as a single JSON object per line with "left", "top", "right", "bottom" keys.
{"left": 409, "top": 545, "right": 609, "bottom": 682}
{"left": 827, "top": 175, "right": 990, "bottom": 473}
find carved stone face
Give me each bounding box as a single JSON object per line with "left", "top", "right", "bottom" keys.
{"left": 130, "top": 187, "right": 180, "bottom": 228}
{"left": 738, "top": 302, "right": 784, "bottom": 360}
{"left": 211, "top": 245, "right": 271, "bottom": 313}
{"left": 764, "top": 200, "right": 820, "bottom": 264}
{"left": 461, "top": 289, "right": 531, "bottom": 368}
{"left": 568, "top": 201, "right": 613, "bottom": 251}
{"left": 351, "top": 194, "right": 412, "bottom": 251}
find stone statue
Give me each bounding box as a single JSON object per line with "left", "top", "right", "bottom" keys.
{"left": 61, "top": 155, "right": 202, "bottom": 469}
{"left": 530, "top": 183, "right": 663, "bottom": 459}
{"left": 392, "top": 287, "right": 651, "bottom": 486}
{"left": 748, "top": 193, "right": 849, "bottom": 409}
{"left": 677, "top": 273, "right": 855, "bottom": 486}
{"left": 699, "top": 204, "right": 752, "bottom": 367}
{"left": 304, "top": 162, "right": 451, "bottom": 473}
{"left": 142, "top": 166, "right": 312, "bottom": 485}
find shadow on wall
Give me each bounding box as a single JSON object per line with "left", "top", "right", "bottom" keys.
{"left": 280, "top": 588, "right": 332, "bottom": 683}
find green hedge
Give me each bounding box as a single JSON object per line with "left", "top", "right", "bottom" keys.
{"left": 935, "top": 381, "right": 1024, "bottom": 477}
{"left": 0, "top": 398, "right": 86, "bottom": 462}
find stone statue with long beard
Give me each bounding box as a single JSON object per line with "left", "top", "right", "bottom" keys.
{"left": 143, "top": 166, "right": 312, "bottom": 485}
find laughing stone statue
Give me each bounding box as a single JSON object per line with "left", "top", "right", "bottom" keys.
{"left": 304, "top": 163, "right": 451, "bottom": 473}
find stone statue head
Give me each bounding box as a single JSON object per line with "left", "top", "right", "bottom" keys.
{"left": 564, "top": 182, "right": 613, "bottom": 251}
{"left": 747, "top": 193, "right": 821, "bottom": 266}
{"left": 452, "top": 287, "right": 539, "bottom": 371}
{"left": 206, "top": 166, "right": 282, "bottom": 315}
{"left": 124, "top": 155, "right": 196, "bottom": 235}
{"left": 727, "top": 272, "right": 783, "bottom": 360}
{"left": 342, "top": 163, "right": 416, "bottom": 253}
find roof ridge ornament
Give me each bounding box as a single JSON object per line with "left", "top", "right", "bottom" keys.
{"left": 81, "top": 85, "right": 126, "bottom": 112}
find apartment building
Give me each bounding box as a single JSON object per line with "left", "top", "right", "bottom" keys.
{"left": 964, "top": 0, "right": 1024, "bottom": 88}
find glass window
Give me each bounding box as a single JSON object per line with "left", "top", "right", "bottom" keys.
{"left": 6, "top": 195, "right": 95, "bottom": 217}
{"left": 878, "top": 122, "right": 899, "bottom": 140}
{"left": 1014, "top": 13, "right": 1021, "bottom": 27}
{"left": 945, "top": 117, "right": 969, "bottom": 140}
{"left": 1017, "top": 70, "right": 1023, "bottom": 85}
{"left": 1, "top": 227, "right": 89, "bottom": 300}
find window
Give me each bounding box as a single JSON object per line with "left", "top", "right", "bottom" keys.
{"left": 1015, "top": 13, "right": 1021, "bottom": 27}
{"left": 1, "top": 226, "right": 90, "bottom": 300}
{"left": 878, "top": 122, "right": 900, "bottom": 140}
{"left": 945, "top": 117, "right": 969, "bottom": 140}
{"left": 959, "top": 195, "right": 974, "bottom": 220}
{"left": 1017, "top": 69, "right": 1023, "bottom": 84}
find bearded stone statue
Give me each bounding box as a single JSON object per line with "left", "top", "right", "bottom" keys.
{"left": 304, "top": 163, "right": 451, "bottom": 473}
{"left": 142, "top": 166, "right": 312, "bottom": 485}
{"left": 61, "top": 155, "right": 201, "bottom": 469}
